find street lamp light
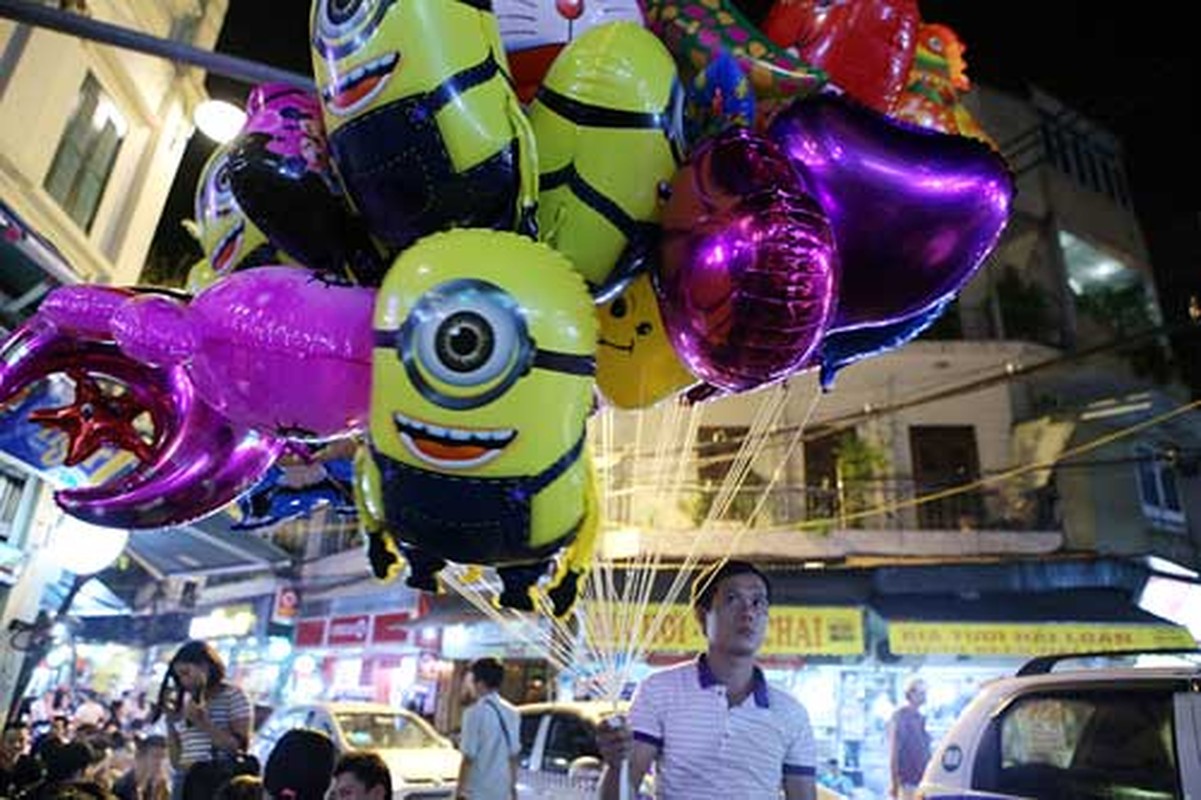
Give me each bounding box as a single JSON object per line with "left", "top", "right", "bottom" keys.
{"left": 46, "top": 516, "right": 129, "bottom": 577}
{"left": 193, "top": 98, "right": 246, "bottom": 144}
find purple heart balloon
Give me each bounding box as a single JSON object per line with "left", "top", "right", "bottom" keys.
{"left": 768, "top": 92, "right": 1014, "bottom": 331}
{"left": 656, "top": 127, "right": 839, "bottom": 393}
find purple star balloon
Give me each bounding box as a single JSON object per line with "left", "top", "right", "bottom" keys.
{"left": 656, "top": 127, "right": 839, "bottom": 393}
{"left": 768, "top": 92, "right": 1014, "bottom": 331}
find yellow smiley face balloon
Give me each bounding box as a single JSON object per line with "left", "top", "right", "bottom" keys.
{"left": 597, "top": 272, "right": 695, "bottom": 409}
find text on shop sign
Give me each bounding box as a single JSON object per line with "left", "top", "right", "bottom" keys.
{"left": 888, "top": 622, "right": 1196, "bottom": 655}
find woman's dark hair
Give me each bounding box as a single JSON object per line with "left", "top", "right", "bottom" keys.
{"left": 150, "top": 640, "right": 226, "bottom": 724}
{"left": 263, "top": 729, "right": 336, "bottom": 800}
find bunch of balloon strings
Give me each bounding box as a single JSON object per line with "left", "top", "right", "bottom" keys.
{"left": 441, "top": 381, "right": 826, "bottom": 701}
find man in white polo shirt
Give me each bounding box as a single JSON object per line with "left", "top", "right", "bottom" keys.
{"left": 598, "top": 560, "right": 817, "bottom": 799}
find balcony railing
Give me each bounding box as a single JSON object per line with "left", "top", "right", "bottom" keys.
{"left": 602, "top": 478, "right": 1061, "bottom": 533}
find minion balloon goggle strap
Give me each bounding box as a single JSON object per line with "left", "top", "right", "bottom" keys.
{"left": 373, "top": 279, "right": 595, "bottom": 411}
{"left": 312, "top": 0, "right": 493, "bottom": 60}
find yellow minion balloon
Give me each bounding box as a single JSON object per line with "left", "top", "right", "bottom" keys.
{"left": 184, "top": 258, "right": 219, "bottom": 294}
{"left": 355, "top": 229, "right": 600, "bottom": 616}
{"left": 597, "top": 273, "right": 696, "bottom": 409}
{"left": 530, "top": 21, "right": 683, "bottom": 299}
{"left": 310, "top": 0, "right": 538, "bottom": 252}
{"left": 194, "top": 147, "right": 278, "bottom": 277}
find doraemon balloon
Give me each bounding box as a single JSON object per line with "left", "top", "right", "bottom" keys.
{"left": 493, "top": 0, "right": 644, "bottom": 103}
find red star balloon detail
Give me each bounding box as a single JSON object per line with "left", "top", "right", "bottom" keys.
{"left": 28, "top": 370, "right": 154, "bottom": 466}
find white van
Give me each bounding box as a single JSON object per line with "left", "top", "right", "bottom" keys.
{"left": 918, "top": 652, "right": 1201, "bottom": 799}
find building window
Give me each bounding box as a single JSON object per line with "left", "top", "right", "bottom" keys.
{"left": 43, "top": 73, "right": 127, "bottom": 232}
{"left": 0, "top": 467, "right": 26, "bottom": 542}
{"left": 909, "top": 425, "right": 984, "bottom": 530}
{"left": 1134, "top": 445, "right": 1185, "bottom": 532}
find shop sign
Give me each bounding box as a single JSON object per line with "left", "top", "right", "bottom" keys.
{"left": 272, "top": 585, "right": 300, "bottom": 626}
{"left": 327, "top": 614, "right": 371, "bottom": 646}
{"left": 372, "top": 612, "right": 412, "bottom": 644}
{"left": 590, "top": 603, "right": 864, "bottom": 656}
{"left": 295, "top": 618, "right": 326, "bottom": 647}
{"left": 188, "top": 605, "right": 256, "bottom": 640}
{"left": 888, "top": 621, "right": 1197, "bottom": 656}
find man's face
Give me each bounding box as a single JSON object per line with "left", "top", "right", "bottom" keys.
{"left": 332, "top": 772, "right": 384, "bottom": 800}
{"left": 700, "top": 572, "right": 769, "bottom": 657}
{"left": 51, "top": 719, "right": 69, "bottom": 738}
{"left": 2, "top": 728, "right": 29, "bottom": 759}
{"left": 138, "top": 745, "right": 167, "bottom": 776}
{"left": 908, "top": 681, "right": 927, "bottom": 707}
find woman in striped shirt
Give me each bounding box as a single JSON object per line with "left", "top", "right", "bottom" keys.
{"left": 151, "top": 641, "right": 252, "bottom": 800}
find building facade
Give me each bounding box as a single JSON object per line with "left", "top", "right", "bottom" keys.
{"left": 0, "top": 0, "right": 230, "bottom": 718}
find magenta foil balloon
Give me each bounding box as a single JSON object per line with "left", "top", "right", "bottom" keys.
{"left": 656, "top": 128, "right": 838, "bottom": 393}
{"left": 227, "top": 84, "right": 383, "bottom": 284}
{"left": 173, "top": 267, "right": 374, "bottom": 440}
{"left": 767, "top": 92, "right": 1014, "bottom": 331}
{"left": 0, "top": 318, "right": 282, "bottom": 528}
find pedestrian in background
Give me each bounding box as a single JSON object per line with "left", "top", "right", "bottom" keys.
{"left": 112, "top": 735, "right": 169, "bottom": 800}
{"left": 150, "top": 641, "right": 251, "bottom": 800}
{"left": 889, "top": 677, "right": 931, "bottom": 800}
{"left": 331, "top": 751, "right": 392, "bottom": 800}
{"left": 455, "top": 657, "right": 520, "bottom": 800}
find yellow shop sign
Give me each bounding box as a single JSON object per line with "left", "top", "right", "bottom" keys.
{"left": 888, "top": 621, "right": 1196, "bottom": 656}
{"left": 588, "top": 603, "right": 864, "bottom": 656}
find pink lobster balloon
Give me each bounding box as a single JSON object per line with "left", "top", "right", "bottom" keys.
{"left": 107, "top": 268, "right": 375, "bottom": 440}
{"left": 0, "top": 316, "right": 282, "bottom": 528}
{"left": 767, "top": 92, "right": 1014, "bottom": 331}
{"left": 656, "top": 127, "right": 839, "bottom": 393}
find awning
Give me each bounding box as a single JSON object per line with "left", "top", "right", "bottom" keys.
{"left": 875, "top": 589, "right": 1196, "bottom": 656}
{"left": 126, "top": 515, "right": 292, "bottom": 579}
{"left": 74, "top": 612, "right": 192, "bottom": 646}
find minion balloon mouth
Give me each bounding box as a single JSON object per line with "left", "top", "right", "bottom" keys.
{"left": 321, "top": 51, "right": 400, "bottom": 117}
{"left": 212, "top": 221, "right": 245, "bottom": 275}
{"left": 393, "top": 410, "right": 516, "bottom": 470}
{"left": 599, "top": 338, "right": 636, "bottom": 354}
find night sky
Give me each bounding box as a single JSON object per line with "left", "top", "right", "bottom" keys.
{"left": 148, "top": 1, "right": 1197, "bottom": 331}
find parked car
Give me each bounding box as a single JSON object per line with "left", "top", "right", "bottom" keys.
{"left": 516, "top": 701, "right": 626, "bottom": 799}
{"left": 515, "top": 700, "right": 848, "bottom": 799}
{"left": 251, "top": 701, "right": 460, "bottom": 799}
{"left": 919, "top": 651, "right": 1201, "bottom": 799}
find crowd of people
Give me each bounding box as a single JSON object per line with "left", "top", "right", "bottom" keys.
{"left": 4, "top": 561, "right": 935, "bottom": 800}
{"left": 0, "top": 641, "right": 393, "bottom": 800}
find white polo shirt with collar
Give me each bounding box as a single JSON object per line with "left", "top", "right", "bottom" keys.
{"left": 628, "top": 654, "right": 816, "bottom": 799}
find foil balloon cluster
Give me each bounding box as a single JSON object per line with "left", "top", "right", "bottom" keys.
{"left": 0, "top": 0, "right": 1015, "bottom": 618}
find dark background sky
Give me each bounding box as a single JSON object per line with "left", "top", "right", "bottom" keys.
{"left": 149, "top": 1, "right": 1197, "bottom": 334}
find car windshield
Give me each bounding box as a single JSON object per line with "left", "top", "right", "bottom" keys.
{"left": 336, "top": 712, "right": 445, "bottom": 750}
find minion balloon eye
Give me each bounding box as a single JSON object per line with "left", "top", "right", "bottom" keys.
{"left": 373, "top": 279, "right": 595, "bottom": 411}
{"left": 197, "top": 155, "right": 235, "bottom": 223}
{"left": 312, "top": 0, "right": 395, "bottom": 60}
